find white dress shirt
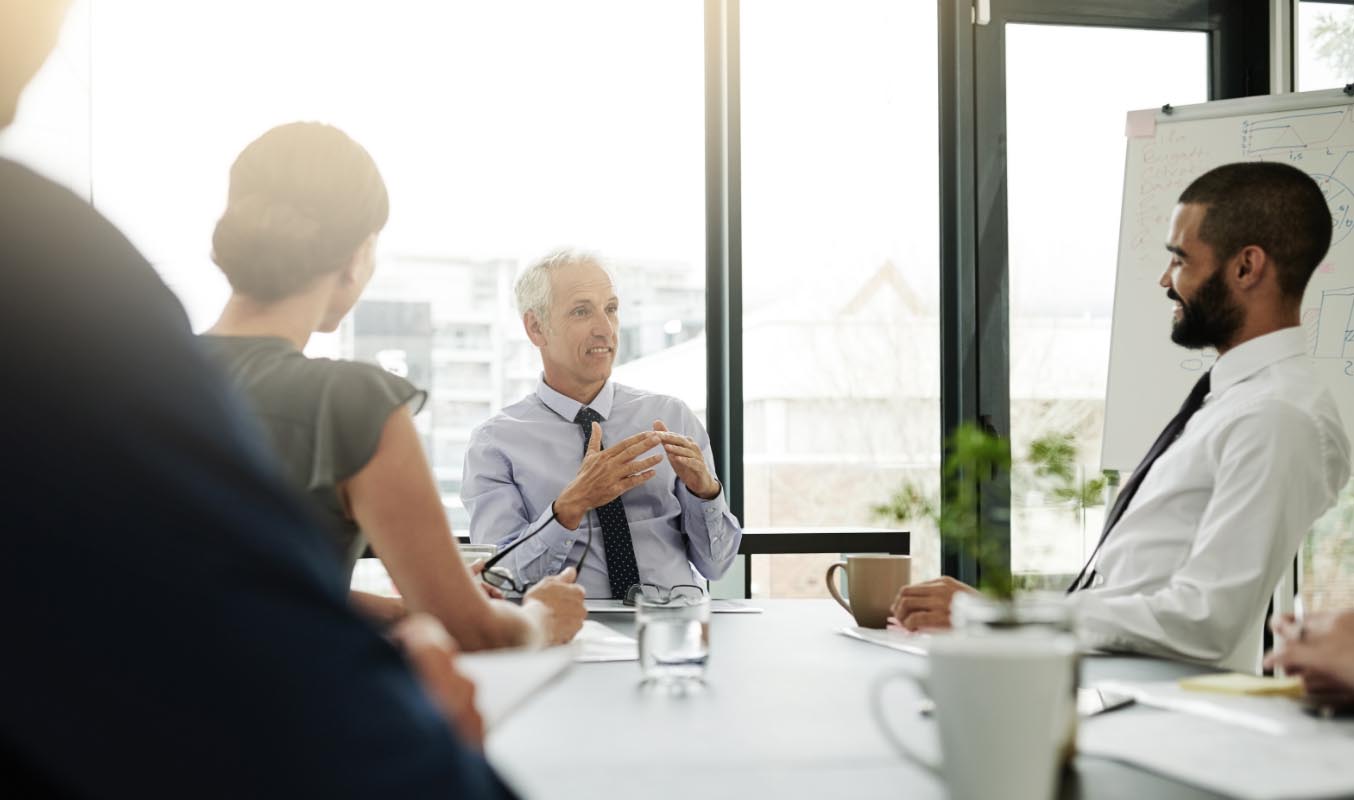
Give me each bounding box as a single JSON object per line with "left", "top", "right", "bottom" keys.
{"left": 462, "top": 379, "right": 742, "bottom": 598}
{"left": 1074, "top": 327, "right": 1350, "bottom": 672}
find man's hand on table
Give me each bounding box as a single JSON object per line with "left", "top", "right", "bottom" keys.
{"left": 523, "top": 566, "right": 587, "bottom": 645}
{"left": 653, "top": 420, "right": 720, "bottom": 500}
{"left": 890, "top": 576, "right": 980, "bottom": 631}
{"left": 553, "top": 425, "right": 662, "bottom": 529}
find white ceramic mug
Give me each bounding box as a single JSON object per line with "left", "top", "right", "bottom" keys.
{"left": 874, "top": 632, "right": 1078, "bottom": 800}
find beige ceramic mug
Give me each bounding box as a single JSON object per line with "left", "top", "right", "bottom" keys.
{"left": 825, "top": 555, "right": 912, "bottom": 628}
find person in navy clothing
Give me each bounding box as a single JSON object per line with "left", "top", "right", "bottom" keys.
{"left": 0, "top": 2, "right": 514, "bottom": 796}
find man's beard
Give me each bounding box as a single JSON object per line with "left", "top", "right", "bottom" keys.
{"left": 1169, "top": 267, "right": 1242, "bottom": 349}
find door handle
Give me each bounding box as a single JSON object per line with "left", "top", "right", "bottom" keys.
{"left": 973, "top": 0, "right": 991, "bottom": 26}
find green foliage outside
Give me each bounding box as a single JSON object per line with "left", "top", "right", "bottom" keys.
{"left": 1297, "top": 7, "right": 1354, "bottom": 610}
{"left": 1305, "top": 476, "right": 1354, "bottom": 610}
{"left": 1024, "top": 431, "right": 1109, "bottom": 511}
{"left": 1312, "top": 8, "right": 1354, "bottom": 80}
{"left": 873, "top": 424, "right": 1105, "bottom": 601}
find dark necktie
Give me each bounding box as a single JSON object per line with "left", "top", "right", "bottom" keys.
{"left": 1068, "top": 370, "right": 1211, "bottom": 593}
{"left": 574, "top": 407, "right": 642, "bottom": 599}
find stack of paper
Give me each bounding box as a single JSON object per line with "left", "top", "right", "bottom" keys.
{"left": 584, "top": 599, "right": 763, "bottom": 614}
{"left": 1079, "top": 679, "right": 1354, "bottom": 799}
{"left": 572, "top": 619, "right": 638, "bottom": 663}
{"left": 456, "top": 646, "right": 573, "bottom": 728}
{"left": 1092, "top": 679, "right": 1345, "bottom": 737}
{"left": 1080, "top": 708, "right": 1354, "bottom": 800}
{"left": 1176, "top": 672, "right": 1304, "bottom": 697}
{"left": 836, "top": 626, "right": 931, "bottom": 655}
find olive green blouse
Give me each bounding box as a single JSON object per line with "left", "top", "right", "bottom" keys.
{"left": 200, "top": 335, "right": 426, "bottom": 575}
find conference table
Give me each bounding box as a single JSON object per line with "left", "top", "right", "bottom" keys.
{"left": 485, "top": 599, "right": 1226, "bottom": 800}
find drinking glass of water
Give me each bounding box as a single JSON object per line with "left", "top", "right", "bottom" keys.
{"left": 632, "top": 584, "right": 710, "bottom": 688}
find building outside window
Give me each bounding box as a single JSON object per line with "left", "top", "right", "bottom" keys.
{"left": 6, "top": 1, "right": 1352, "bottom": 606}
{"left": 5, "top": 0, "right": 707, "bottom": 537}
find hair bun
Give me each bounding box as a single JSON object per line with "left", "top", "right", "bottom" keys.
{"left": 210, "top": 122, "right": 389, "bottom": 302}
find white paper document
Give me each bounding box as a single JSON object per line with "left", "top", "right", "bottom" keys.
{"left": 584, "top": 599, "right": 763, "bottom": 614}
{"left": 1079, "top": 706, "right": 1354, "bottom": 800}
{"left": 836, "top": 625, "right": 931, "bottom": 655}
{"left": 572, "top": 619, "right": 638, "bottom": 662}
{"left": 1092, "top": 679, "right": 1348, "bottom": 737}
{"left": 456, "top": 645, "right": 573, "bottom": 728}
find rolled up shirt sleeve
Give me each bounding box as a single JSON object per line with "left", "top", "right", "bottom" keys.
{"left": 462, "top": 424, "right": 581, "bottom": 586}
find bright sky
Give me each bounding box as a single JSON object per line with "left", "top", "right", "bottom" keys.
{"left": 5, "top": 1, "right": 706, "bottom": 324}
{"left": 1006, "top": 24, "right": 1208, "bottom": 318}
{"left": 2, "top": 0, "right": 942, "bottom": 327}
{"left": 740, "top": 0, "right": 939, "bottom": 312}
{"left": 1298, "top": 2, "right": 1354, "bottom": 91}
{"left": 1, "top": 1, "right": 1346, "bottom": 328}
{"left": 5, "top": 2, "right": 1349, "bottom": 575}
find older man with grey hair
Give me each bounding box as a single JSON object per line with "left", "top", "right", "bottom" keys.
{"left": 462, "top": 250, "right": 742, "bottom": 599}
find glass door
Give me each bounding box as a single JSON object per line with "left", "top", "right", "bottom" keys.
{"left": 957, "top": 0, "right": 1268, "bottom": 587}
{"left": 1296, "top": 0, "right": 1354, "bottom": 612}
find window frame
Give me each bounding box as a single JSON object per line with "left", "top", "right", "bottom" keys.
{"left": 702, "top": 0, "right": 1273, "bottom": 589}
{"left": 946, "top": 0, "right": 1271, "bottom": 584}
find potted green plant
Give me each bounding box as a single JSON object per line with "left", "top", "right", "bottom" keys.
{"left": 874, "top": 427, "right": 1097, "bottom": 779}
{"left": 873, "top": 422, "right": 1015, "bottom": 600}
{"left": 873, "top": 424, "right": 1106, "bottom": 627}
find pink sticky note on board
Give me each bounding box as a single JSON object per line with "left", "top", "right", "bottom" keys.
{"left": 1125, "top": 108, "right": 1156, "bottom": 138}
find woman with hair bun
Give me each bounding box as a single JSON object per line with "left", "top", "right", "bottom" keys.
{"left": 201, "top": 122, "right": 584, "bottom": 650}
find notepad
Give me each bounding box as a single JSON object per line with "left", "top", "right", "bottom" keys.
{"left": 572, "top": 619, "right": 638, "bottom": 662}
{"left": 456, "top": 645, "right": 573, "bottom": 728}
{"left": 1080, "top": 708, "right": 1354, "bottom": 800}
{"left": 1179, "top": 672, "right": 1304, "bottom": 697}
{"left": 1092, "top": 679, "right": 1328, "bottom": 737}
{"left": 837, "top": 625, "right": 931, "bottom": 655}
{"left": 584, "top": 599, "right": 763, "bottom": 614}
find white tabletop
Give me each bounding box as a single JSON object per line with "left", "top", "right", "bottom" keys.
{"left": 485, "top": 599, "right": 1227, "bottom": 800}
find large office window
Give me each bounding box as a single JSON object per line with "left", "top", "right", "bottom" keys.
{"left": 960, "top": 0, "right": 1269, "bottom": 590}
{"left": 9, "top": 0, "right": 706, "bottom": 530}
{"left": 0, "top": 1, "right": 90, "bottom": 194}
{"left": 12, "top": 1, "right": 1328, "bottom": 606}
{"left": 739, "top": 0, "right": 941, "bottom": 597}
{"left": 1005, "top": 25, "right": 1207, "bottom": 583}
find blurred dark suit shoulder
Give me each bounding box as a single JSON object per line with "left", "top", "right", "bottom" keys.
{"left": 0, "top": 159, "right": 515, "bottom": 799}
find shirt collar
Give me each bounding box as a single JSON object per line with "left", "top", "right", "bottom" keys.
{"left": 535, "top": 376, "right": 617, "bottom": 422}
{"left": 1209, "top": 326, "right": 1307, "bottom": 398}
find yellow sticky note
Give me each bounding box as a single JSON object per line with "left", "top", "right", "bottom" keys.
{"left": 1178, "top": 673, "right": 1304, "bottom": 697}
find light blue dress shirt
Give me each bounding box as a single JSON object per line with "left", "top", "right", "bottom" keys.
{"left": 462, "top": 378, "right": 742, "bottom": 598}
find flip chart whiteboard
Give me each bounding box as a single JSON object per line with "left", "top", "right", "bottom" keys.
{"left": 1102, "top": 88, "right": 1354, "bottom": 471}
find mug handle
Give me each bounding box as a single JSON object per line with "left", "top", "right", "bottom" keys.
{"left": 870, "top": 670, "right": 942, "bottom": 779}
{"left": 825, "top": 561, "right": 851, "bottom": 615}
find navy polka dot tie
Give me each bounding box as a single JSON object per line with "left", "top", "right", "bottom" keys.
{"left": 575, "top": 407, "right": 642, "bottom": 599}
